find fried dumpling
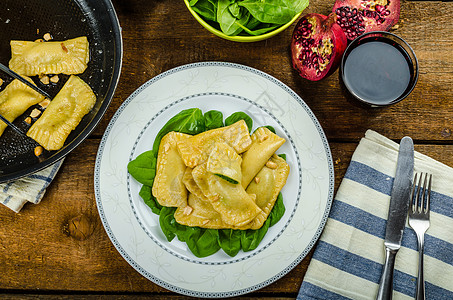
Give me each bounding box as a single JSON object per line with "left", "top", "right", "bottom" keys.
{"left": 206, "top": 143, "right": 242, "bottom": 184}
{"left": 174, "top": 193, "right": 227, "bottom": 229}
{"left": 0, "top": 77, "right": 45, "bottom": 137}
{"left": 152, "top": 131, "right": 191, "bottom": 208}
{"left": 182, "top": 167, "right": 208, "bottom": 201}
{"left": 177, "top": 120, "right": 252, "bottom": 168}
{"left": 246, "top": 154, "right": 290, "bottom": 229}
{"left": 9, "top": 36, "right": 89, "bottom": 76}
{"left": 192, "top": 163, "right": 262, "bottom": 227}
{"left": 26, "top": 75, "right": 95, "bottom": 150}
{"left": 241, "top": 127, "right": 285, "bottom": 188}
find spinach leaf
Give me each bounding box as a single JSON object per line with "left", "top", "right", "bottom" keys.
{"left": 278, "top": 153, "right": 286, "bottom": 160}
{"left": 204, "top": 110, "right": 224, "bottom": 130}
{"left": 225, "top": 111, "right": 253, "bottom": 132}
{"left": 152, "top": 108, "right": 205, "bottom": 154}
{"left": 215, "top": 173, "right": 239, "bottom": 184}
{"left": 184, "top": 227, "right": 221, "bottom": 257}
{"left": 139, "top": 185, "right": 162, "bottom": 215}
{"left": 217, "top": 0, "right": 250, "bottom": 36}
{"left": 269, "top": 192, "right": 285, "bottom": 226}
{"left": 127, "top": 150, "right": 157, "bottom": 186}
{"left": 236, "top": 22, "right": 280, "bottom": 36}
{"left": 241, "top": 217, "right": 271, "bottom": 252}
{"left": 238, "top": 0, "right": 309, "bottom": 24}
{"left": 192, "top": 0, "right": 217, "bottom": 22}
{"left": 159, "top": 207, "right": 179, "bottom": 242}
{"left": 218, "top": 229, "right": 242, "bottom": 257}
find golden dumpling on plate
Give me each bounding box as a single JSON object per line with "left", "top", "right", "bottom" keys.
{"left": 241, "top": 127, "right": 285, "bottom": 188}
{"left": 177, "top": 120, "right": 252, "bottom": 168}
{"left": 0, "top": 77, "right": 45, "bottom": 137}
{"left": 246, "top": 154, "right": 290, "bottom": 229}
{"left": 152, "top": 131, "right": 191, "bottom": 208}
{"left": 9, "top": 36, "right": 89, "bottom": 76}
{"left": 192, "top": 163, "right": 262, "bottom": 227}
{"left": 206, "top": 142, "right": 242, "bottom": 184}
{"left": 26, "top": 75, "right": 95, "bottom": 150}
{"left": 174, "top": 193, "right": 227, "bottom": 229}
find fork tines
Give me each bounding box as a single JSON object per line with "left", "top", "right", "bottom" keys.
{"left": 410, "top": 172, "right": 432, "bottom": 214}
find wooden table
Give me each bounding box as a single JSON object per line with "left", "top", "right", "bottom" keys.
{"left": 1, "top": 0, "right": 452, "bottom": 299}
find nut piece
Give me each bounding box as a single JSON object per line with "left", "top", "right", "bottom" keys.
{"left": 259, "top": 134, "right": 269, "bottom": 143}
{"left": 24, "top": 117, "right": 32, "bottom": 124}
{"left": 40, "top": 75, "right": 50, "bottom": 85}
{"left": 50, "top": 75, "right": 59, "bottom": 83}
{"left": 43, "top": 33, "right": 52, "bottom": 41}
{"left": 183, "top": 206, "right": 193, "bottom": 216}
{"left": 34, "top": 146, "right": 43, "bottom": 157}
{"left": 61, "top": 43, "right": 68, "bottom": 53}
{"left": 254, "top": 177, "right": 260, "bottom": 184}
{"left": 30, "top": 108, "right": 41, "bottom": 118}
{"left": 163, "top": 143, "right": 170, "bottom": 152}
{"left": 39, "top": 99, "right": 51, "bottom": 109}
{"left": 265, "top": 160, "right": 278, "bottom": 169}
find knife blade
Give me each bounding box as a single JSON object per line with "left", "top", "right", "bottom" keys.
{"left": 376, "top": 136, "right": 414, "bottom": 300}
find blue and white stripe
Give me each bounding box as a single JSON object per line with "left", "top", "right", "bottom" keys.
{"left": 0, "top": 159, "right": 63, "bottom": 212}
{"left": 298, "top": 130, "right": 453, "bottom": 299}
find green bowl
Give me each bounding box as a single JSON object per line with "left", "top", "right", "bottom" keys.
{"left": 184, "top": 0, "right": 301, "bottom": 42}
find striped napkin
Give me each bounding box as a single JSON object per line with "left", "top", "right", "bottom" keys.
{"left": 298, "top": 130, "right": 453, "bottom": 300}
{"left": 0, "top": 160, "right": 63, "bottom": 213}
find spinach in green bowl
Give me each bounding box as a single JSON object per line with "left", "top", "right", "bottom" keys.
{"left": 127, "top": 108, "right": 286, "bottom": 258}
{"left": 188, "top": 0, "right": 309, "bottom": 36}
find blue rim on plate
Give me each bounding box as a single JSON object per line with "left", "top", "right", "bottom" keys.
{"left": 94, "top": 62, "right": 334, "bottom": 297}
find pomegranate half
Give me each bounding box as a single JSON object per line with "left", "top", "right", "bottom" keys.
{"left": 333, "top": 0, "right": 400, "bottom": 40}
{"left": 291, "top": 13, "right": 348, "bottom": 81}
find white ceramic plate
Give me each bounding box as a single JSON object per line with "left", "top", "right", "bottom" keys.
{"left": 95, "top": 62, "right": 334, "bottom": 297}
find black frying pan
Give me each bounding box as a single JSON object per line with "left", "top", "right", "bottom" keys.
{"left": 0, "top": 0, "right": 122, "bottom": 183}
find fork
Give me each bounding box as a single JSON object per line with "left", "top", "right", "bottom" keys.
{"left": 408, "top": 172, "right": 432, "bottom": 300}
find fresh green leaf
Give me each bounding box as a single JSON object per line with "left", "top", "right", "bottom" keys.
{"left": 185, "top": 227, "right": 221, "bottom": 257}
{"left": 278, "top": 153, "right": 286, "bottom": 160}
{"left": 218, "top": 229, "right": 242, "bottom": 257}
{"left": 238, "top": 0, "right": 309, "bottom": 24}
{"left": 217, "top": 0, "right": 249, "bottom": 36}
{"left": 159, "top": 207, "right": 178, "bottom": 242}
{"left": 204, "top": 110, "right": 224, "bottom": 130}
{"left": 127, "top": 150, "right": 157, "bottom": 186}
{"left": 241, "top": 217, "right": 270, "bottom": 252}
{"left": 225, "top": 111, "right": 253, "bottom": 132}
{"left": 152, "top": 108, "right": 205, "bottom": 154}
{"left": 215, "top": 173, "right": 239, "bottom": 184}
{"left": 236, "top": 21, "right": 280, "bottom": 36}
{"left": 269, "top": 192, "right": 285, "bottom": 226}
{"left": 139, "top": 185, "right": 162, "bottom": 215}
{"left": 192, "top": 0, "right": 217, "bottom": 22}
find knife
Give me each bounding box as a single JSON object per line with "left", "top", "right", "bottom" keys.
{"left": 376, "top": 136, "right": 414, "bottom": 300}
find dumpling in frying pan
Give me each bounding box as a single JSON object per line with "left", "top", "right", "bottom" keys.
{"left": 152, "top": 131, "right": 191, "bottom": 208}
{"left": 192, "top": 163, "right": 262, "bottom": 227}
{"left": 241, "top": 127, "right": 285, "bottom": 188}
{"left": 9, "top": 36, "right": 89, "bottom": 76}
{"left": 26, "top": 75, "right": 95, "bottom": 150}
{"left": 177, "top": 120, "right": 252, "bottom": 168}
{"left": 246, "top": 154, "right": 290, "bottom": 229}
{"left": 0, "top": 77, "right": 45, "bottom": 137}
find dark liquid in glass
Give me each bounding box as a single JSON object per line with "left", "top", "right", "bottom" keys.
{"left": 342, "top": 37, "right": 414, "bottom": 105}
